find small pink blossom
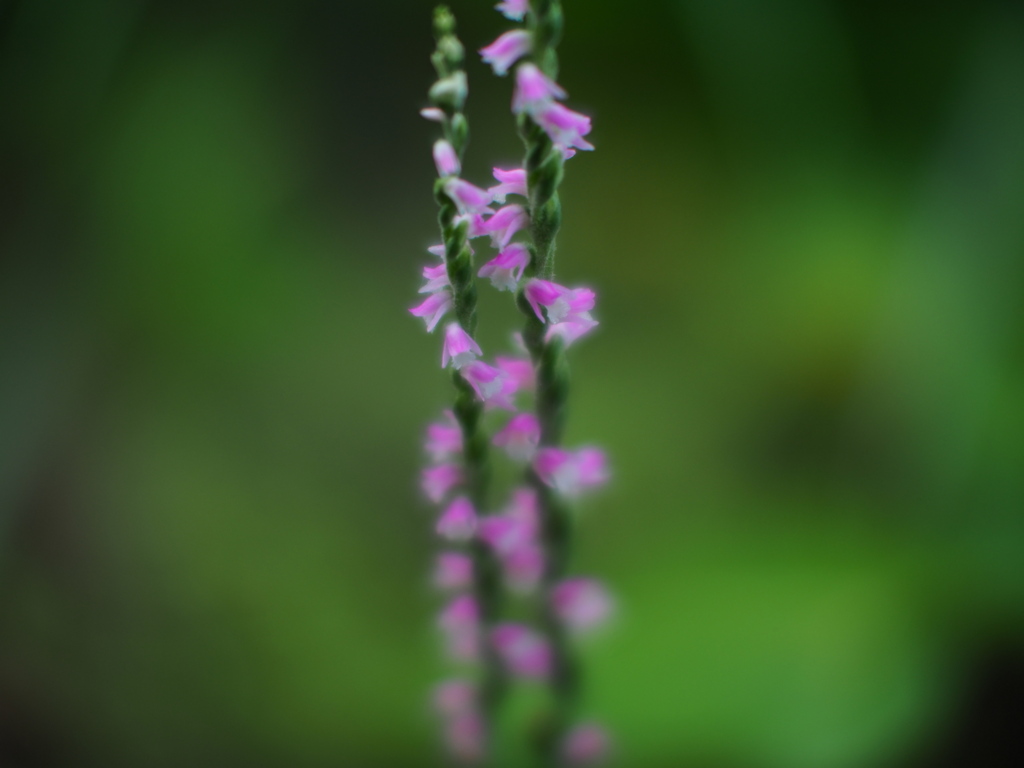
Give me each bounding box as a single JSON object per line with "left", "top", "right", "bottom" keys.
{"left": 425, "top": 410, "right": 462, "bottom": 462}
{"left": 546, "top": 316, "right": 599, "bottom": 347}
{"left": 534, "top": 447, "right": 608, "bottom": 497}
{"left": 551, "top": 578, "right": 613, "bottom": 631}
{"left": 444, "top": 712, "right": 485, "bottom": 763}
{"left": 504, "top": 487, "right": 539, "bottom": 531}
{"left": 493, "top": 413, "right": 541, "bottom": 461}
{"left": 410, "top": 291, "right": 453, "bottom": 332}
{"left": 561, "top": 723, "right": 611, "bottom": 766}
{"left": 433, "top": 679, "right": 476, "bottom": 716}
{"left": 442, "top": 323, "right": 483, "bottom": 370}
{"left": 482, "top": 372, "right": 522, "bottom": 412}
{"left": 487, "top": 168, "right": 528, "bottom": 203}
{"left": 478, "top": 515, "right": 531, "bottom": 557}
{"left": 478, "top": 243, "right": 531, "bottom": 292}
{"left": 434, "top": 551, "right": 474, "bottom": 590}
{"left": 523, "top": 279, "right": 596, "bottom": 325}
{"left": 460, "top": 361, "right": 509, "bottom": 403}
{"left": 496, "top": 356, "right": 535, "bottom": 391}
{"left": 491, "top": 623, "right": 551, "bottom": 678}
{"left": 433, "top": 139, "right": 461, "bottom": 177}
{"left": 420, "top": 107, "right": 446, "bottom": 122}
{"left": 503, "top": 545, "right": 544, "bottom": 593}
{"left": 444, "top": 178, "right": 494, "bottom": 215}
{"left": 422, "top": 463, "right": 462, "bottom": 503}
{"left": 495, "top": 0, "right": 529, "bottom": 22}
{"left": 437, "top": 496, "right": 477, "bottom": 541}
{"left": 439, "top": 595, "right": 480, "bottom": 661}
{"left": 533, "top": 101, "right": 595, "bottom": 153}
{"left": 419, "top": 263, "right": 449, "bottom": 294}
{"left": 481, "top": 204, "right": 529, "bottom": 249}
{"left": 479, "top": 30, "right": 532, "bottom": 76}
{"left": 513, "top": 62, "right": 567, "bottom": 114}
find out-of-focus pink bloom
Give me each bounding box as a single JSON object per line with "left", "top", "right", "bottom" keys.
{"left": 495, "top": 0, "right": 529, "bottom": 22}
{"left": 479, "top": 30, "right": 532, "bottom": 76}
{"left": 546, "top": 316, "right": 599, "bottom": 347}
{"left": 428, "top": 243, "right": 447, "bottom": 258}
{"left": 445, "top": 712, "right": 485, "bottom": 764}
{"left": 433, "top": 679, "right": 476, "bottom": 716}
{"left": 534, "top": 447, "right": 608, "bottom": 497}
{"left": 561, "top": 723, "right": 610, "bottom": 766}
{"left": 533, "top": 101, "right": 595, "bottom": 153}
{"left": 496, "top": 356, "right": 535, "bottom": 391}
{"left": 425, "top": 410, "right": 462, "bottom": 462}
{"left": 419, "top": 263, "right": 450, "bottom": 294}
{"left": 478, "top": 515, "right": 531, "bottom": 557}
{"left": 439, "top": 595, "right": 480, "bottom": 661}
{"left": 460, "top": 361, "right": 508, "bottom": 402}
{"left": 422, "top": 463, "right": 462, "bottom": 503}
{"left": 491, "top": 623, "right": 551, "bottom": 678}
{"left": 420, "top": 107, "right": 446, "bottom": 122}
{"left": 478, "top": 243, "right": 531, "bottom": 292}
{"left": 434, "top": 551, "right": 474, "bottom": 590}
{"left": 437, "top": 497, "right": 477, "bottom": 541}
{"left": 410, "top": 291, "right": 453, "bottom": 332}
{"left": 523, "top": 279, "right": 596, "bottom": 325}
{"left": 481, "top": 205, "right": 529, "bottom": 249}
{"left": 444, "top": 178, "right": 494, "bottom": 215}
{"left": 503, "top": 544, "right": 544, "bottom": 593}
{"left": 433, "top": 139, "right": 461, "bottom": 177}
{"left": 551, "top": 578, "right": 613, "bottom": 631}
{"left": 483, "top": 374, "right": 522, "bottom": 412}
{"left": 442, "top": 323, "right": 483, "bottom": 370}
{"left": 488, "top": 168, "right": 528, "bottom": 203}
{"left": 513, "top": 63, "right": 567, "bottom": 114}
{"left": 504, "top": 487, "right": 539, "bottom": 531}
{"left": 493, "top": 413, "right": 541, "bottom": 461}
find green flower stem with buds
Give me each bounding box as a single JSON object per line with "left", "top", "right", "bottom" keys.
{"left": 513, "top": 0, "right": 584, "bottom": 761}
{"left": 430, "top": 4, "right": 508, "bottom": 738}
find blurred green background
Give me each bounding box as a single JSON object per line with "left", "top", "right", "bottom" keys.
{"left": 1, "top": 0, "right": 1023, "bottom": 766}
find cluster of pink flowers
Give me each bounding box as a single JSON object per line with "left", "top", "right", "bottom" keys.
{"left": 413, "top": 2, "right": 612, "bottom": 765}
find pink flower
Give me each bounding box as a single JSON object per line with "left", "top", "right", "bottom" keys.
{"left": 546, "top": 316, "right": 599, "bottom": 347}
{"left": 505, "top": 487, "right": 539, "bottom": 531}
{"left": 495, "top": 0, "right": 529, "bottom": 22}
{"left": 478, "top": 515, "right": 531, "bottom": 557}
{"left": 439, "top": 595, "right": 480, "bottom": 661}
{"left": 460, "top": 361, "right": 508, "bottom": 403}
{"left": 478, "top": 243, "right": 531, "bottom": 292}
{"left": 503, "top": 545, "right": 544, "bottom": 593}
{"left": 561, "top": 723, "right": 610, "bottom": 766}
{"left": 425, "top": 413, "right": 462, "bottom": 463}
{"left": 551, "top": 578, "right": 613, "bottom": 631}
{"left": 420, "top": 107, "right": 446, "bottom": 122}
{"left": 409, "top": 291, "right": 453, "bottom": 332}
{"left": 493, "top": 413, "right": 541, "bottom": 461}
{"left": 491, "top": 623, "right": 551, "bottom": 678}
{"left": 442, "top": 323, "right": 483, "bottom": 370}
{"left": 434, "top": 552, "right": 473, "bottom": 590}
{"left": 513, "top": 62, "right": 567, "bottom": 114}
{"left": 419, "top": 263, "right": 449, "bottom": 294}
{"left": 437, "top": 496, "right": 477, "bottom": 541}
{"left": 533, "top": 447, "right": 608, "bottom": 497}
{"left": 481, "top": 204, "right": 529, "bottom": 249}
{"left": 444, "top": 712, "right": 485, "bottom": 763}
{"left": 422, "top": 463, "right": 462, "bottom": 503}
{"left": 433, "top": 679, "right": 476, "bottom": 716}
{"left": 479, "top": 30, "right": 532, "bottom": 76}
{"left": 523, "top": 279, "right": 596, "bottom": 325}
{"left": 533, "top": 101, "right": 595, "bottom": 153}
{"left": 496, "top": 356, "right": 535, "bottom": 391}
{"left": 433, "top": 139, "right": 461, "bottom": 177}
{"left": 487, "top": 168, "right": 528, "bottom": 203}
{"left": 429, "top": 241, "right": 475, "bottom": 259}
{"left": 444, "top": 178, "right": 494, "bottom": 215}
